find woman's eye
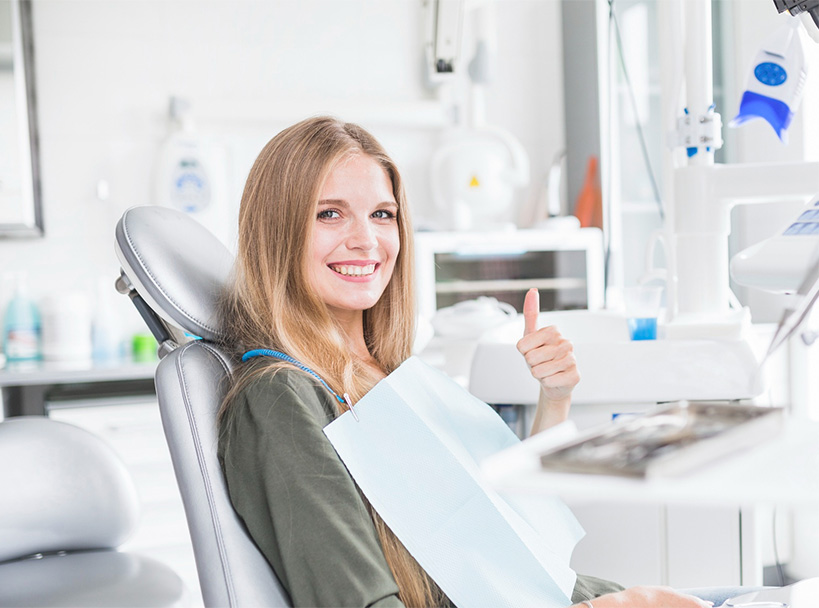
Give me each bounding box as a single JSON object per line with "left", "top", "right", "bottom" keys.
{"left": 372, "top": 209, "right": 396, "bottom": 220}
{"left": 317, "top": 209, "right": 340, "bottom": 220}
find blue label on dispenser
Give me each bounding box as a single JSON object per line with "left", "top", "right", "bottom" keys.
{"left": 754, "top": 62, "right": 787, "bottom": 86}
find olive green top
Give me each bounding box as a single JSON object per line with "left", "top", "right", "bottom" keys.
{"left": 218, "top": 367, "right": 623, "bottom": 607}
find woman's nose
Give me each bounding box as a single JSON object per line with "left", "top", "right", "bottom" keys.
{"left": 346, "top": 217, "right": 378, "bottom": 250}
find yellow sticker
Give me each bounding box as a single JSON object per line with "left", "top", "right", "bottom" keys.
{"left": 469, "top": 175, "right": 480, "bottom": 188}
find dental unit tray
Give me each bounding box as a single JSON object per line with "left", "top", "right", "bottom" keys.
{"left": 539, "top": 402, "right": 784, "bottom": 479}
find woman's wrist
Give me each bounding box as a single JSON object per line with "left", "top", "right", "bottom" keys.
{"left": 530, "top": 389, "right": 572, "bottom": 435}
{"left": 539, "top": 388, "right": 571, "bottom": 420}
{"left": 541, "top": 391, "right": 571, "bottom": 408}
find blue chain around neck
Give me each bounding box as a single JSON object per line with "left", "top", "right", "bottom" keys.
{"left": 242, "top": 349, "right": 346, "bottom": 406}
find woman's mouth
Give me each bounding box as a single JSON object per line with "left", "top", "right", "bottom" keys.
{"left": 329, "top": 263, "right": 377, "bottom": 277}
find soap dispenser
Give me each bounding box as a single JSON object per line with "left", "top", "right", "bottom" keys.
{"left": 3, "top": 273, "right": 41, "bottom": 362}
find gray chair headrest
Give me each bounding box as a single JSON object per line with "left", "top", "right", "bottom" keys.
{"left": 0, "top": 417, "right": 140, "bottom": 562}
{"left": 115, "top": 205, "right": 234, "bottom": 342}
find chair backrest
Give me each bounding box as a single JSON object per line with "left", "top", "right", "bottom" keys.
{"left": 0, "top": 416, "right": 187, "bottom": 608}
{"left": 0, "top": 416, "right": 139, "bottom": 562}
{"left": 115, "top": 205, "right": 290, "bottom": 608}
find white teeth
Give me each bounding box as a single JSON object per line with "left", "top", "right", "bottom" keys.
{"left": 330, "top": 264, "right": 376, "bottom": 276}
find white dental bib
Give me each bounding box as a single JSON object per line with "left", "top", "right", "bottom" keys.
{"left": 324, "top": 356, "right": 584, "bottom": 608}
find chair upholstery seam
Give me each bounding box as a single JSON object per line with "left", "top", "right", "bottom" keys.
{"left": 174, "top": 342, "right": 236, "bottom": 604}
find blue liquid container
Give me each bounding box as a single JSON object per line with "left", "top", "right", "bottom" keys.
{"left": 3, "top": 291, "right": 42, "bottom": 361}
{"left": 628, "top": 317, "right": 657, "bottom": 341}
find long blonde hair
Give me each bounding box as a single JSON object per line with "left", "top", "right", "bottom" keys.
{"left": 220, "top": 116, "right": 446, "bottom": 607}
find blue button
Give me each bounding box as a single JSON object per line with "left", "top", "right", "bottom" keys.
{"left": 799, "top": 210, "right": 818, "bottom": 221}
{"left": 754, "top": 62, "right": 787, "bottom": 86}
{"left": 785, "top": 223, "right": 805, "bottom": 235}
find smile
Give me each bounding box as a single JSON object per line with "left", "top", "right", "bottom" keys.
{"left": 329, "top": 263, "right": 377, "bottom": 277}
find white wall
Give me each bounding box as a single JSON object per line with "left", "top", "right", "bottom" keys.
{"left": 0, "top": 0, "right": 566, "bottom": 340}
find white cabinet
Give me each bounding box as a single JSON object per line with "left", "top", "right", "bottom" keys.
{"left": 569, "top": 502, "right": 747, "bottom": 588}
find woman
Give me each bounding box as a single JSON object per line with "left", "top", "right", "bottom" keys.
{"left": 218, "top": 116, "right": 722, "bottom": 607}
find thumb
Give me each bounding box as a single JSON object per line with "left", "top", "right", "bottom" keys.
{"left": 523, "top": 288, "right": 539, "bottom": 336}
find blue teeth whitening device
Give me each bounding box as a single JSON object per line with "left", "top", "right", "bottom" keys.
{"left": 730, "top": 17, "right": 807, "bottom": 142}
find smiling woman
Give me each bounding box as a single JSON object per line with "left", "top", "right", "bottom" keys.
{"left": 217, "top": 116, "right": 442, "bottom": 607}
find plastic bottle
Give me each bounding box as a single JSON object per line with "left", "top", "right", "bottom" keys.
{"left": 156, "top": 97, "right": 212, "bottom": 215}
{"left": 154, "top": 96, "right": 232, "bottom": 246}
{"left": 41, "top": 292, "right": 92, "bottom": 362}
{"left": 3, "top": 273, "right": 41, "bottom": 362}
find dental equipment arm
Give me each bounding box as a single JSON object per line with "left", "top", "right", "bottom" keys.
{"left": 774, "top": 0, "right": 819, "bottom": 41}
{"left": 661, "top": 0, "right": 819, "bottom": 334}
{"left": 730, "top": 193, "right": 819, "bottom": 360}
{"left": 768, "top": 255, "right": 819, "bottom": 353}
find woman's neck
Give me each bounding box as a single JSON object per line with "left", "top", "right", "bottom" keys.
{"left": 334, "top": 310, "right": 377, "bottom": 366}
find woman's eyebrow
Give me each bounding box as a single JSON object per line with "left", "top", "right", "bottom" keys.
{"left": 318, "top": 198, "right": 349, "bottom": 207}
{"left": 318, "top": 199, "right": 398, "bottom": 208}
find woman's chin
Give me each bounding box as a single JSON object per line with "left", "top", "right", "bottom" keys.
{"left": 325, "top": 295, "right": 382, "bottom": 316}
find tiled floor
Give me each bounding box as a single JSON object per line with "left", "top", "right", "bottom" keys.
{"left": 49, "top": 400, "right": 205, "bottom": 607}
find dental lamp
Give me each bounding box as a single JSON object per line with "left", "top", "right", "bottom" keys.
{"left": 424, "top": 0, "right": 531, "bottom": 231}
{"left": 723, "top": 3, "right": 819, "bottom": 353}
{"left": 659, "top": 0, "right": 819, "bottom": 339}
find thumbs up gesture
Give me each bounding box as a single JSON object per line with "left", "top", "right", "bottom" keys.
{"left": 516, "top": 288, "right": 580, "bottom": 417}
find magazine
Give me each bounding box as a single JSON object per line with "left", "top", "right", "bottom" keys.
{"left": 539, "top": 401, "right": 784, "bottom": 478}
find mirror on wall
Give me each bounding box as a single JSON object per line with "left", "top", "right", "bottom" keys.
{"left": 0, "top": 0, "right": 42, "bottom": 237}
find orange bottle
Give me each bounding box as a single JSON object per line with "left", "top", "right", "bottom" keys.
{"left": 574, "top": 156, "right": 603, "bottom": 229}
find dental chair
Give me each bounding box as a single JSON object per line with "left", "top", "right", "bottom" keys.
{"left": 114, "top": 205, "right": 290, "bottom": 607}
{"left": 0, "top": 416, "right": 187, "bottom": 607}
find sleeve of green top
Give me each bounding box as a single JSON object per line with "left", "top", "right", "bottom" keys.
{"left": 572, "top": 574, "right": 625, "bottom": 603}
{"left": 220, "top": 372, "right": 405, "bottom": 608}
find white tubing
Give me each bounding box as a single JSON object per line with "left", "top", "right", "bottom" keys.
{"left": 684, "top": 0, "right": 715, "bottom": 166}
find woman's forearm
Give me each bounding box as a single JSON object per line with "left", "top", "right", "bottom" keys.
{"left": 568, "top": 586, "right": 715, "bottom": 607}
{"left": 529, "top": 388, "right": 571, "bottom": 436}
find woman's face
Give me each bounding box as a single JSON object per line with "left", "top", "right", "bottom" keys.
{"left": 308, "top": 153, "right": 400, "bottom": 323}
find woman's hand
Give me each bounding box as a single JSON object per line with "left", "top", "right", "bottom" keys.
{"left": 573, "top": 586, "right": 714, "bottom": 607}
{"left": 516, "top": 288, "right": 580, "bottom": 401}
{"left": 516, "top": 288, "right": 579, "bottom": 433}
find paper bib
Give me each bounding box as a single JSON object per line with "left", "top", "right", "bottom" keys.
{"left": 324, "top": 356, "right": 584, "bottom": 608}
